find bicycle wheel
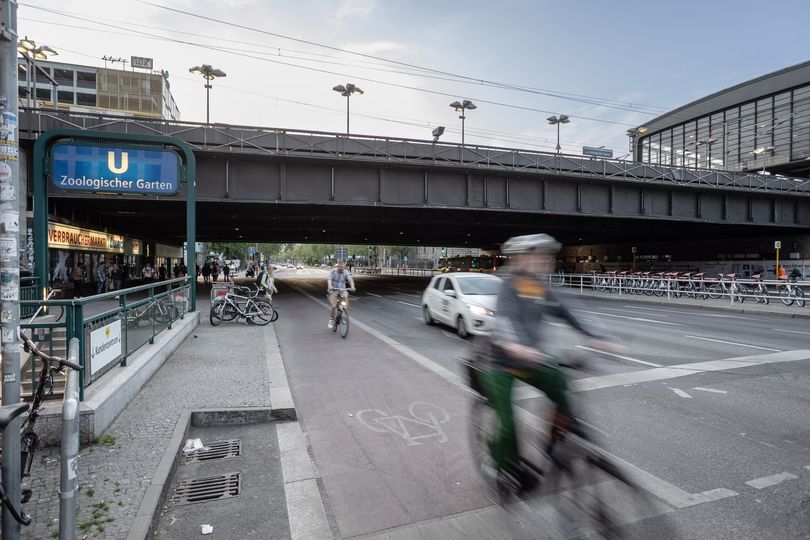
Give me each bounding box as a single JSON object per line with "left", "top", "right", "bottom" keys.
{"left": 794, "top": 286, "right": 805, "bottom": 308}
{"left": 469, "top": 396, "right": 507, "bottom": 503}
{"left": 251, "top": 301, "right": 274, "bottom": 326}
{"left": 779, "top": 287, "right": 794, "bottom": 306}
{"left": 209, "top": 301, "right": 225, "bottom": 326}
{"left": 652, "top": 280, "right": 665, "bottom": 297}
{"left": 540, "top": 433, "right": 675, "bottom": 539}
{"left": 707, "top": 284, "right": 722, "bottom": 300}
{"left": 338, "top": 308, "right": 349, "bottom": 338}
{"left": 735, "top": 283, "right": 749, "bottom": 303}
{"left": 753, "top": 285, "right": 767, "bottom": 304}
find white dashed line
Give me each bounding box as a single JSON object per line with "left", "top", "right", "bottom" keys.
{"left": 366, "top": 293, "right": 381, "bottom": 298}
{"left": 397, "top": 300, "right": 420, "bottom": 307}
{"left": 576, "top": 345, "right": 663, "bottom": 367}
{"left": 745, "top": 472, "right": 798, "bottom": 490}
{"left": 692, "top": 387, "right": 727, "bottom": 394}
{"left": 683, "top": 335, "right": 783, "bottom": 352}
{"left": 771, "top": 328, "right": 810, "bottom": 336}
{"left": 670, "top": 388, "right": 692, "bottom": 399}
{"left": 578, "top": 310, "right": 684, "bottom": 326}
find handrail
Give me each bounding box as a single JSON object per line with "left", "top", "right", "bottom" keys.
{"left": 19, "top": 277, "right": 189, "bottom": 307}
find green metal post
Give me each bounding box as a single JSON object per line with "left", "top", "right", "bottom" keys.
{"left": 119, "top": 294, "right": 127, "bottom": 367}
{"left": 74, "top": 303, "right": 85, "bottom": 401}
{"left": 186, "top": 157, "right": 196, "bottom": 312}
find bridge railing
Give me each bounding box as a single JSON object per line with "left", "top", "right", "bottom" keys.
{"left": 20, "top": 108, "right": 810, "bottom": 194}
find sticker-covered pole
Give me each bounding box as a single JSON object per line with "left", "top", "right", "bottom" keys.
{"left": 0, "top": 1, "right": 24, "bottom": 538}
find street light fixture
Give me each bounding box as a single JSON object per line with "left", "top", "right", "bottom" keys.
{"left": 332, "top": 83, "right": 364, "bottom": 135}
{"left": 547, "top": 115, "right": 570, "bottom": 154}
{"left": 431, "top": 125, "right": 445, "bottom": 142}
{"left": 449, "top": 100, "right": 476, "bottom": 146}
{"left": 17, "top": 37, "right": 58, "bottom": 109}
{"left": 189, "top": 64, "right": 227, "bottom": 124}
{"left": 625, "top": 126, "right": 648, "bottom": 161}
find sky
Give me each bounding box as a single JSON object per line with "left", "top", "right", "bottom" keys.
{"left": 16, "top": 0, "right": 810, "bottom": 157}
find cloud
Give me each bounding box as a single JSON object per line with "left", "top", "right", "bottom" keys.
{"left": 336, "top": 0, "right": 376, "bottom": 21}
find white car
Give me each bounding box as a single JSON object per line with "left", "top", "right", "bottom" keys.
{"left": 421, "top": 272, "right": 502, "bottom": 338}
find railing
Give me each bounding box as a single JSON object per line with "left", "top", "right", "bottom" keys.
{"left": 380, "top": 267, "right": 437, "bottom": 277}
{"left": 20, "top": 276, "right": 40, "bottom": 318}
{"left": 19, "top": 107, "right": 810, "bottom": 195}
{"left": 20, "top": 277, "right": 192, "bottom": 400}
{"left": 546, "top": 272, "right": 808, "bottom": 307}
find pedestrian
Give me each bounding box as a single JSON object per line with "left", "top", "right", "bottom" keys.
{"left": 71, "top": 261, "right": 85, "bottom": 298}
{"left": 173, "top": 263, "right": 179, "bottom": 278}
{"left": 95, "top": 259, "right": 109, "bottom": 295}
{"left": 777, "top": 265, "right": 787, "bottom": 280}
{"left": 158, "top": 263, "right": 167, "bottom": 281}
{"left": 111, "top": 263, "right": 123, "bottom": 291}
{"left": 179, "top": 263, "right": 187, "bottom": 278}
{"left": 257, "top": 265, "right": 278, "bottom": 303}
{"left": 212, "top": 262, "right": 219, "bottom": 282}
{"left": 201, "top": 263, "right": 211, "bottom": 284}
{"left": 121, "top": 263, "right": 129, "bottom": 289}
{"left": 223, "top": 264, "right": 230, "bottom": 281}
{"left": 142, "top": 262, "right": 155, "bottom": 283}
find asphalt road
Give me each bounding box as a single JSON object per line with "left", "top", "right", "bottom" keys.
{"left": 270, "top": 269, "right": 810, "bottom": 539}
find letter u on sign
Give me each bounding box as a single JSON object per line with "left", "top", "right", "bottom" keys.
{"left": 107, "top": 151, "right": 129, "bottom": 174}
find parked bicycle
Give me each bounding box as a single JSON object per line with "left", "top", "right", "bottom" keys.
{"left": 210, "top": 285, "right": 275, "bottom": 326}
{"left": 125, "top": 294, "right": 178, "bottom": 328}
{"left": 750, "top": 273, "right": 770, "bottom": 304}
{"left": 329, "top": 287, "right": 353, "bottom": 338}
{"left": 0, "top": 331, "right": 82, "bottom": 525}
{"left": 778, "top": 278, "right": 806, "bottom": 307}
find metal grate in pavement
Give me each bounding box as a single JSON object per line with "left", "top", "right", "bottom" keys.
{"left": 171, "top": 472, "right": 240, "bottom": 506}
{"left": 184, "top": 439, "right": 241, "bottom": 464}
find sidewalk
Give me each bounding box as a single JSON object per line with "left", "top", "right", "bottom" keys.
{"left": 20, "top": 294, "right": 296, "bottom": 540}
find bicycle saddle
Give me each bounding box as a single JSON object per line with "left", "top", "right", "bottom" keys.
{"left": 0, "top": 403, "right": 29, "bottom": 430}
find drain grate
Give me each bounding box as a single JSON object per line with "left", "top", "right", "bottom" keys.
{"left": 171, "top": 472, "right": 240, "bottom": 506}
{"left": 184, "top": 439, "right": 241, "bottom": 464}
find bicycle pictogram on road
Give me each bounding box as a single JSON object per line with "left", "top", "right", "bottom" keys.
{"left": 356, "top": 401, "right": 450, "bottom": 446}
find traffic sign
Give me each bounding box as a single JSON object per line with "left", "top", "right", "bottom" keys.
{"left": 774, "top": 241, "right": 781, "bottom": 249}
{"left": 582, "top": 146, "right": 614, "bottom": 159}
{"left": 631, "top": 246, "right": 637, "bottom": 254}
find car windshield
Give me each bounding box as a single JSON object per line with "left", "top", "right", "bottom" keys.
{"left": 456, "top": 277, "right": 501, "bottom": 295}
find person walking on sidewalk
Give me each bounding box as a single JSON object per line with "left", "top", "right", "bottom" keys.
{"left": 96, "top": 259, "right": 110, "bottom": 295}
{"left": 71, "top": 261, "right": 85, "bottom": 298}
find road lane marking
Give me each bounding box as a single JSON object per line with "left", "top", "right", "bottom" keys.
{"left": 576, "top": 345, "right": 663, "bottom": 367}
{"left": 683, "top": 335, "right": 783, "bottom": 352}
{"left": 624, "top": 305, "right": 758, "bottom": 320}
{"left": 771, "top": 328, "right": 810, "bottom": 336}
{"left": 578, "top": 310, "right": 684, "bottom": 326}
{"left": 515, "top": 406, "right": 738, "bottom": 509}
{"left": 397, "top": 300, "right": 420, "bottom": 307}
{"left": 670, "top": 388, "right": 692, "bottom": 398}
{"left": 356, "top": 402, "right": 450, "bottom": 446}
{"left": 692, "top": 387, "right": 727, "bottom": 394}
{"left": 744, "top": 472, "right": 798, "bottom": 489}
{"left": 572, "top": 350, "right": 810, "bottom": 393}
{"left": 367, "top": 292, "right": 381, "bottom": 298}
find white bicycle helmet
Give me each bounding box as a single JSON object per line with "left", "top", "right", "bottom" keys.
{"left": 501, "top": 233, "right": 561, "bottom": 255}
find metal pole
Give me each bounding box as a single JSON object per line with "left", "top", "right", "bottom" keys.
{"left": 205, "top": 82, "right": 211, "bottom": 124}
{"left": 1, "top": 2, "right": 23, "bottom": 537}
{"left": 460, "top": 113, "right": 465, "bottom": 147}
{"left": 59, "top": 338, "right": 80, "bottom": 540}
{"left": 556, "top": 122, "right": 560, "bottom": 153}
{"left": 30, "top": 53, "right": 35, "bottom": 110}
{"left": 346, "top": 94, "right": 350, "bottom": 135}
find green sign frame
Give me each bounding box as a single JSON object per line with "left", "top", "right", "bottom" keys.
{"left": 33, "top": 129, "right": 197, "bottom": 311}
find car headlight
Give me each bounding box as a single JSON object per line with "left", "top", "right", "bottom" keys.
{"left": 468, "top": 305, "right": 495, "bottom": 317}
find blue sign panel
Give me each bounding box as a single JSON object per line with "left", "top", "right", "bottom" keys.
{"left": 51, "top": 143, "right": 181, "bottom": 195}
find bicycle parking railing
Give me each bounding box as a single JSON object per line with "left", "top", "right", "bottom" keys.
{"left": 545, "top": 272, "right": 808, "bottom": 307}
{"left": 20, "top": 277, "right": 192, "bottom": 401}
{"left": 381, "top": 267, "right": 438, "bottom": 277}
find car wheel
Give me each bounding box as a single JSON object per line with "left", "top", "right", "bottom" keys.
{"left": 423, "top": 305, "right": 435, "bottom": 325}
{"left": 457, "top": 315, "right": 468, "bottom": 339}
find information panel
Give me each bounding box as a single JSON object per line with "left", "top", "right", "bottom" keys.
{"left": 51, "top": 143, "right": 180, "bottom": 195}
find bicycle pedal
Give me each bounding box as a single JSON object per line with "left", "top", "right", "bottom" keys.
{"left": 21, "top": 488, "right": 32, "bottom": 503}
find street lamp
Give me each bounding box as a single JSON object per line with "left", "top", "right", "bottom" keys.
{"left": 431, "top": 125, "right": 445, "bottom": 142}
{"left": 189, "top": 64, "right": 226, "bottom": 124}
{"left": 626, "top": 126, "right": 648, "bottom": 161}
{"left": 548, "top": 115, "right": 570, "bottom": 154}
{"left": 696, "top": 137, "right": 717, "bottom": 169}
{"left": 449, "top": 100, "right": 476, "bottom": 146}
{"left": 332, "top": 83, "right": 363, "bottom": 135}
{"left": 17, "top": 37, "right": 58, "bottom": 109}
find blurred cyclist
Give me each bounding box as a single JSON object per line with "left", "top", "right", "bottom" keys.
{"left": 482, "top": 233, "right": 614, "bottom": 493}
{"left": 327, "top": 259, "right": 355, "bottom": 329}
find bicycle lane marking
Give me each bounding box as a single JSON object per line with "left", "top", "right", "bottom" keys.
{"left": 771, "top": 328, "right": 810, "bottom": 336}
{"left": 577, "top": 309, "right": 685, "bottom": 326}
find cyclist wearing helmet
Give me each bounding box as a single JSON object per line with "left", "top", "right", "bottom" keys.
{"left": 482, "top": 233, "right": 613, "bottom": 492}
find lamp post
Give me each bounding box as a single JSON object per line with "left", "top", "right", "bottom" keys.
{"left": 548, "top": 115, "right": 570, "bottom": 154}
{"left": 696, "top": 137, "right": 717, "bottom": 169}
{"left": 449, "top": 100, "right": 476, "bottom": 146}
{"left": 332, "top": 83, "right": 363, "bottom": 134}
{"left": 17, "top": 37, "right": 57, "bottom": 109}
{"left": 189, "top": 64, "right": 226, "bottom": 124}
{"left": 626, "top": 126, "right": 648, "bottom": 161}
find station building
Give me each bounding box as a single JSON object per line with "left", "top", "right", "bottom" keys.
{"left": 630, "top": 60, "right": 810, "bottom": 178}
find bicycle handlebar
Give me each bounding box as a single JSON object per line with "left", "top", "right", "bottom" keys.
{"left": 19, "top": 332, "right": 82, "bottom": 372}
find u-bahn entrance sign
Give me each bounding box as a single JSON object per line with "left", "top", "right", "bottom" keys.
{"left": 33, "top": 129, "right": 197, "bottom": 310}
{"left": 51, "top": 143, "right": 181, "bottom": 195}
